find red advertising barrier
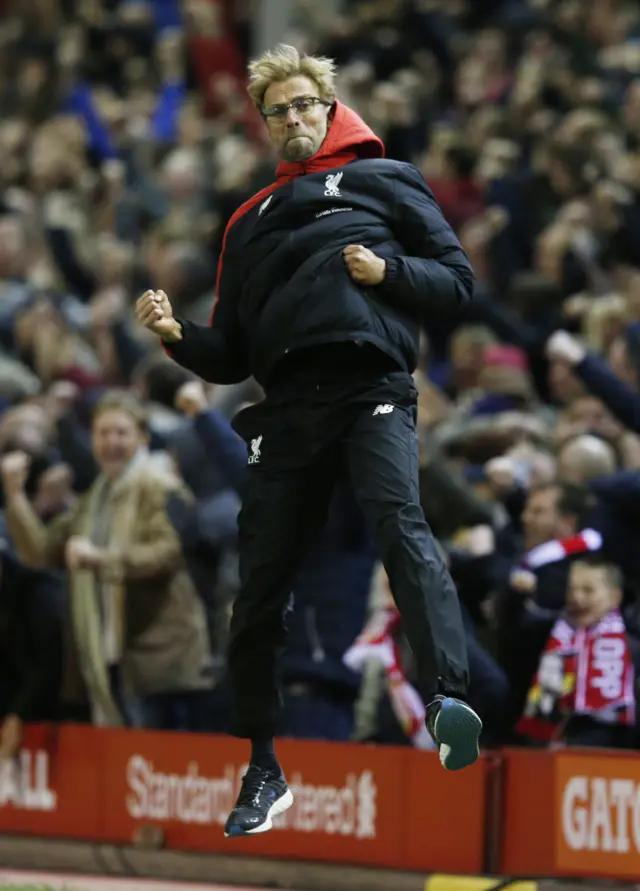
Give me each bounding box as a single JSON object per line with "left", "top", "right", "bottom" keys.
{"left": 0, "top": 724, "right": 487, "bottom": 875}
{"left": 12, "top": 726, "right": 640, "bottom": 881}
{"left": 17, "top": 725, "right": 640, "bottom": 881}
{"left": 0, "top": 724, "right": 104, "bottom": 840}
{"left": 500, "top": 746, "right": 640, "bottom": 881}
{"left": 402, "top": 747, "right": 487, "bottom": 873}
{"left": 103, "top": 730, "right": 407, "bottom": 867}
{"left": 500, "top": 748, "right": 556, "bottom": 877}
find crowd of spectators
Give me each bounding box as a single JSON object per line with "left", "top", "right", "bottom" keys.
{"left": 2, "top": 0, "right": 640, "bottom": 759}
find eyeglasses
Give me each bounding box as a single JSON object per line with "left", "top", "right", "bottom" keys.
{"left": 261, "top": 97, "right": 332, "bottom": 120}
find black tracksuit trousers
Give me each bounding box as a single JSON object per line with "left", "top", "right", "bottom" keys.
{"left": 229, "top": 343, "right": 469, "bottom": 739}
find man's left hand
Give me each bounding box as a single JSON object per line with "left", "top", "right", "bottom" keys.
{"left": 65, "top": 536, "right": 104, "bottom": 571}
{"left": 343, "top": 245, "right": 386, "bottom": 286}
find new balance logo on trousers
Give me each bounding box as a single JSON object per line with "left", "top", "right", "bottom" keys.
{"left": 373, "top": 404, "right": 394, "bottom": 415}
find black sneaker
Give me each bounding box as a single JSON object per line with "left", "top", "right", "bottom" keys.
{"left": 426, "top": 695, "right": 482, "bottom": 771}
{"left": 224, "top": 764, "right": 293, "bottom": 837}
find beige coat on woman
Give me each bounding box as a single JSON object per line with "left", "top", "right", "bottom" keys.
{"left": 6, "top": 453, "right": 213, "bottom": 724}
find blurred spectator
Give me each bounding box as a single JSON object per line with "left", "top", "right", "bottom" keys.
{"left": 0, "top": 544, "right": 65, "bottom": 759}
{"left": 516, "top": 558, "right": 640, "bottom": 749}
{"left": 1, "top": 391, "right": 213, "bottom": 730}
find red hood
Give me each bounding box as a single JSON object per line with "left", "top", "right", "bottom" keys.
{"left": 275, "top": 101, "right": 384, "bottom": 180}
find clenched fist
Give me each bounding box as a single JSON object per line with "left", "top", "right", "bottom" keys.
{"left": 34, "top": 463, "right": 74, "bottom": 517}
{"left": 65, "top": 536, "right": 104, "bottom": 572}
{"left": 509, "top": 568, "right": 537, "bottom": 596}
{"left": 135, "top": 290, "right": 183, "bottom": 342}
{"left": 546, "top": 330, "right": 587, "bottom": 367}
{"left": 0, "top": 451, "right": 30, "bottom": 499}
{"left": 343, "top": 245, "right": 386, "bottom": 286}
{"left": 175, "top": 380, "right": 208, "bottom": 418}
{"left": 484, "top": 456, "right": 518, "bottom": 492}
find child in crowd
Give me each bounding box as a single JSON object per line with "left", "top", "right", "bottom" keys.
{"left": 518, "top": 558, "right": 639, "bottom": 748}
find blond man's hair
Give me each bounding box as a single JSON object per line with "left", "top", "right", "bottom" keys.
{"left": 247, "top": 44, "right": 337, "bottom": 110}
{"left": 92, "top": 390, "right": 149, "bottom": 434}
{"left": 450, "top": 324, "right": 497, "bottom": 352}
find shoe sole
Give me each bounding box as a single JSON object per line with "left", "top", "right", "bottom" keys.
{"left": 224, "top": 788, "right": 294, "bottom": 838}
{"left": 434, "top": 698, "right": 482, "bottom": 771}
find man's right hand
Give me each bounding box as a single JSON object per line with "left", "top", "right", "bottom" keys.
{"left": 509, "top": 568, "right": 537, "bottom": 596}
{"left": 1, "top": 451, "right": 30, "bottom": 499}
{"left": 135, "top": 290, "right": 183, "bottom": 341}
{"left": 484, "top": 456, "right": 517, "bottom": 492}
{"left": 546, "top": 330, "right": 587, "bottom": 366}
{"left": 175, "top": 380, "right": 208, "bottom": 418}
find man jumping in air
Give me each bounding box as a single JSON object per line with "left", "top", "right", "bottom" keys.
{"left": 136, "top": 43, "right": 482, "bottom": 838}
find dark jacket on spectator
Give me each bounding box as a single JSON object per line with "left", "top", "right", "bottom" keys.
{"left": 588, "top": 471, "right": 640, "bottom": 594}
{"left": 0, "top": 549, "right": 65, "bottom": 721}
{"left": 576, "top": 353, "right": 640, "bottom": 433}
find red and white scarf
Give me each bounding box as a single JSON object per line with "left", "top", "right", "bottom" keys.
{"left": 517, "top": 608, "right": 636, "bottom": 742}
{"left": 523, "top": 528, "right": 603, "bottom": 570}
{"left": 512, "top": 528, "right": 603, "bottom": 591}
{"left": 343, "top": 569, "right": 435, "bottom": 749}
